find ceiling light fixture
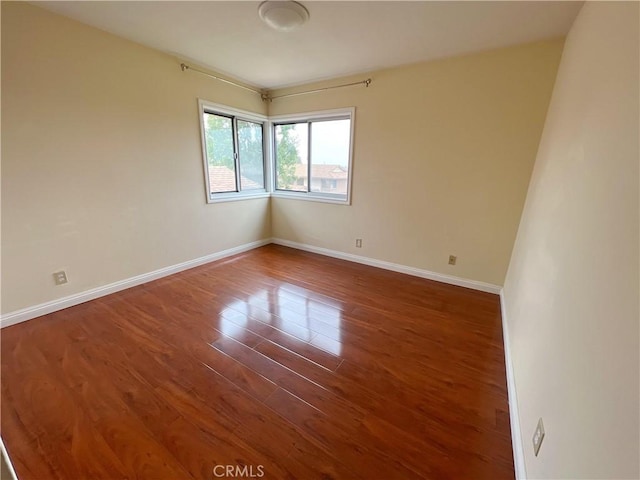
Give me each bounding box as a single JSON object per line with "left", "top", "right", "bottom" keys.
{"left": 258, "top": 1, "right": 309, "bottom": 32}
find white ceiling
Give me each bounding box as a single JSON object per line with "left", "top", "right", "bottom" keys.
{"left": 35, "top": 1, "right": 583, "bottom": 90}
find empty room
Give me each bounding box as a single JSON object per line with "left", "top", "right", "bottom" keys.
{"left": 1, "top": 1, "right": 638, "bottom": 479}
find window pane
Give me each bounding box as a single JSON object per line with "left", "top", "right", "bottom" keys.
{"left": 310, "top": 119, "right": 350, "bottom": 196}
{"left": 203, "top": 113, "right": 236, "bottom": 193}
{"left": 275, "top": 123, "right": 308, "bottom": 192}
{"left": 237, "top": 120, "right": 264, "bottom": 191}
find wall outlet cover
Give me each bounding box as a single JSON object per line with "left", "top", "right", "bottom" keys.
{"left": 53, "top": 271, "right": 68, "bottom": 285}
{"left": 533, "top": 417, "right": 545, "bottom": 456}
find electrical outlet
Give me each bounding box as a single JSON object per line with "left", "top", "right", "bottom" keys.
{"left": 448, "top": 255, "right": 457, "bottom": 265}
{"left": 532, "top": 418, "right": 545, "bottom": 456}
{"left": 53, "top": 271, "right": 68, "bottom": 285}
{"left": 355, "top": 239, "right": 362, "bottom": 248}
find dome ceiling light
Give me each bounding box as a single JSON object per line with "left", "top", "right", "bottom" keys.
{"left": 258, "top": 1, "right": 310, "bottom": 32}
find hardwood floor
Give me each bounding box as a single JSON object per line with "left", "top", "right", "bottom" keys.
{"left": 1, "top": 245, "right": 514, "bottom": 479}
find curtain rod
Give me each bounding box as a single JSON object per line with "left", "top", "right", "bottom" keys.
{"left": 180, "top": 63, "right": 264, "bottom": 95}
{"left": 266, "top": 78, "right": 372, "bottom": 101}
{"left": 180, "top": 62, "right": 372, "bottom": 101}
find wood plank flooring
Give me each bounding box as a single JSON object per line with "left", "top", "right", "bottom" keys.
{"left": 1, "top": 244, "right": 514, "bottom": 479}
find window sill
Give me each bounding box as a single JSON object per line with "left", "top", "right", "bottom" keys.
{"left": 271, "top": 191, "right": 351, "bottom": 205}
{"left": 207, "top": 191, "right": 270, "bottom": 204}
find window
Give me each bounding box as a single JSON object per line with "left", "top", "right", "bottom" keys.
{"left": 272, "top": 108, "right": 354, "bottom": 204}
{"left": 198, "top": 103, "right": 355, "bottom": 205}
{"left": 199, "top": 100, "right": 267, "bottom": 202}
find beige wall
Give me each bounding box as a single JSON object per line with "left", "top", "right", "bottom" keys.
{"left": 503, "top": 2, "right": 639, "bottom": 478}
{"left": 1, "top": 3, "right": 270, "bottom": 314}
{"left": 1, "top": 3, "right": 565, "bottom": 316}
{"left": 268, "top": 39, "right": 564, "bottom": 287}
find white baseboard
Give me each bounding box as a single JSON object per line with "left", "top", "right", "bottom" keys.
{"left": 0, "top": 238, "right": 271, "bottom": 329}
{"left": 271, "top": 238, "right": 502, "bottom": 294}
{"left": 0, "top": 237, "right": 502, "bottom": 329}
{"left": 500, "top": 289, "right": 527, "bottom": 479}
{"left": 1, "top": 436, "right": 18, "bottom": 480}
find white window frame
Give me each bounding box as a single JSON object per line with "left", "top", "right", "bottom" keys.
{"left": 198, "top": 99, "right": 271, "bottom": 204}
{"left": 269, "top": 107, "right": 355, "bottom": 206}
